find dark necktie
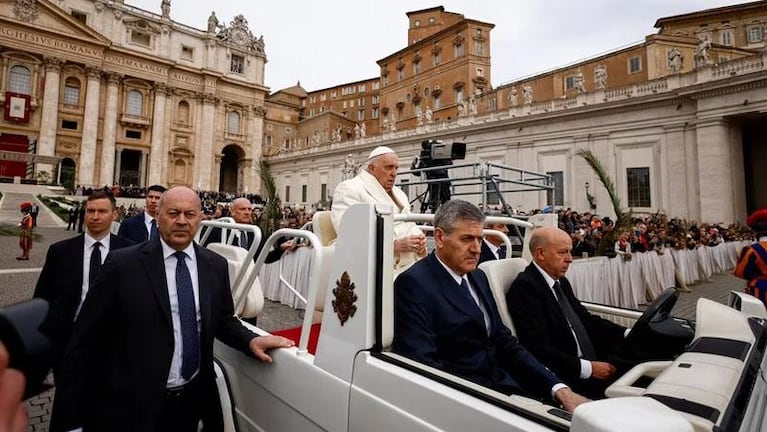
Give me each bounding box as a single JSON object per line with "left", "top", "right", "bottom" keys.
{"left": 150, "top": 219, "right": 158, "bottom": 240}
{"left": 498, "top": 246, "right": 507, "bottom": 259}
{"left": 461, "top": 278, "right": 490, "bottom": 334}
{"left": 89, "top": 241, "right": 102, "bottom": 285}
{"left": 174, "top": 251, "right": 199, "bottom": 380}
{"left": 554, "top": 281, "right": 597, "bottom": 359}
{"left": 239, "top": 231, "right": 249, "bottom": 249}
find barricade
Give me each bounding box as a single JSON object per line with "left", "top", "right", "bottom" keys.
{"left": 567, "top": 241, "right": 751, "bottom": 309}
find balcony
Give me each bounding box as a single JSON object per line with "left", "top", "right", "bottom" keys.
{"left": 120, "top": 113, "right": 150, "bottom": 128}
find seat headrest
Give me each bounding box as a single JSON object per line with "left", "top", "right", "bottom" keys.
{"left": 312, "top": 211, "right": 338, "bottom": 247}
{"left": 477, "top": 258, "right": 528, "bottom": 333}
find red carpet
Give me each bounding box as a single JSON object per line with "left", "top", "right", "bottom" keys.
{"left": 273, "top": 323, "right": 322, "bottom": 354}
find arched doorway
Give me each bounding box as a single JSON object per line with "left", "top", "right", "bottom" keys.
{"left": 60, "top": 158, "right": 76, "bottom": 191}
{"left": 219, "top": 144, "right": 244, "bottom": 193}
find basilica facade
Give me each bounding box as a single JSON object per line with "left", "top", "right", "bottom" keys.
{"left": 0, "top": 0, "right": 268, "bottom": 192}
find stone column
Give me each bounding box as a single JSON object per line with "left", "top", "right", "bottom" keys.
{"left": 696, "top": 119, "right": 734, "bottom": 222}
{"left": 249, "top": 106, "right": 265, "bottom": 194}
{"left": 99, "top": 73, "right": 121, "bottom": 186}
{"left": 114, "top": 148, "right": 122, "bottom": 184}
{"left": 141, "top": 150, "right": 148, "bottom": 187}
{"left": 37, "top": 56, "right": 64, "bottom": 175}
{"left": 148, "top": 83, "right": 168, "bottom": 186}
{"left": 662, "top": 124, "right": 694, "bottom": 219}
{"left": 196, "top": 93, "right": 216, "bottom": 190}
{"left": 78, "top": 67, "right": 102, "bottom": 187}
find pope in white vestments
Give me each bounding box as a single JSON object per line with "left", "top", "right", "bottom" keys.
{"left": 331, "top": 146, "right": 427, "bottom": 275}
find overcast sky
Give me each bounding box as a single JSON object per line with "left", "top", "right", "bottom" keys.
{"left": 129, "top": 0, "right": 741, "bottom": 92}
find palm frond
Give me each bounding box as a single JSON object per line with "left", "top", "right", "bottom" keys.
{"left": 256, "top": 160, "right": 282, "bottom": 238}
{"left": 576, "top": 149, "right": 634, "bottom": 256}
{"left": 576, "top": 149, "right": 622, "bottom": 218}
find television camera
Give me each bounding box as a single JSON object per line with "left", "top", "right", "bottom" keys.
{"left": 0, "top": 299, "right": 52, "bottom": 398}
{"left": 411, "top": 140, "right": 466, "bottom": 213}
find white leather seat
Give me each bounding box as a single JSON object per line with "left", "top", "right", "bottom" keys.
{"left": 303, "top": 245, "right": 334, "bottom": 323}
{"left": 477, "top": 258, "right": 528, "bottom": 334}
{"left": 312, "top": 211, "right": 337, "bottom": 246}
{"left": 206, "top": 243, "right": 264, "bottom": 318}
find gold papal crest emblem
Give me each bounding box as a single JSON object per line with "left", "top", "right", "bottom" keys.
{"left": 332, "top": 271, "right": 357, "bottom": 326}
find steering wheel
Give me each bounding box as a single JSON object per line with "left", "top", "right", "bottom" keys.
{"left": 626, "top": 288, "right": 679, "bottom": 343}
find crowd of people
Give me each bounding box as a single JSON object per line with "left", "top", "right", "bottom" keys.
{"left": 552, "top": 209, "right": 754, "bottom": 257}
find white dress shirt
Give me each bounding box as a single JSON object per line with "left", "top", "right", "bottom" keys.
{"left": 75, "top": 233, "right": 111, "bottom": 319}
{"left": 483, "top": 239, "right": 502, "bottom": 259}
{"left": 160, "top": 239, "right": 202, "bottom": 387}
{"left": 143, "top": 211, "right": 156, "bottom": 238}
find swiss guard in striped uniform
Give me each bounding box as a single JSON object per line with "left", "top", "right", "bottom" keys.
{"left": 734, "top": 209, "right": 767, "bottom": 306}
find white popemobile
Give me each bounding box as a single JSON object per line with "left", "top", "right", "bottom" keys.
{"left": 200, "top": 204, "right": 767, "bottom": 432}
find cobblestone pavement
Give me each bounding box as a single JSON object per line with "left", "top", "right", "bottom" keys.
{"left": 0, "top": 187, "right": 751, "bottom": 431}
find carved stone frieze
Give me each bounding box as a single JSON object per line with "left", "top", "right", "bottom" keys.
{"left": 13, "top": 0, "right": 39, "bottom": 23}
{"left": 252, "top": 106, "right": 266, "bottom": 118}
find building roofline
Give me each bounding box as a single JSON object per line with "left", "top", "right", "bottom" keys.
{"left": 376, "top": 18, "right": 495, "bottom": 65}
{"left": 654, "top": 0, "right": 767, "bottom": 28}
{"left": 305, "top": 77, "right": 380, "bottom": 95}
{"left": 405, "top": 6, "right": 445, "bottom": 17}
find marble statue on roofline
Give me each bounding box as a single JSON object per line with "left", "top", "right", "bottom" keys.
{"left": 594, "top": 65, "right": 608, "bottom": 90}
{"left": 207, "top": 11, "right": 219, "bottom": 33}
{"left": 160, "top": 0, "right": 170, "bottom": 18}
{"left": 668, "top": 48, "right": 684, "bottom": 73}
{"left": 508, "top": 86, "right": 519, "bottom": 107}
{"left": 523, "top": 85, "right": 534, "bottom": 104}
{"left": 468, "top": 96, "right": 478, "bottom": 115}
{"left": 694, "top": 37, "right": 712, "bottom": 67}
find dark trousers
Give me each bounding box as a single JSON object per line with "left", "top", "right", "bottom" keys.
{"left": 156, "top": 378, "right": 204, "bottom": 432}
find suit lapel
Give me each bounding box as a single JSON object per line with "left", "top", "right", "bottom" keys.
{"left": 72, "top": 235, "right": 86, "bottom": 291}
{"left": 525, "top": 264, "right": 571, "bottom": 330}
{"left": 469, "top": 271, "right": 496, "bottom": 328}
{"left": 141, "top": 239, "right": 172, "bottom": 326}
{"left": 426, "top": 254, "right": 485, "bottom": 328}
{"left": 194, "top": 244, "right": 213, "bottom": 341}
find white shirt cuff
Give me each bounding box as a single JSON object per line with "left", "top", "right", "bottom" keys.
{"left": 624, "top": 328, "right": 631, "bottom": 338}
{"left": 580, "top": 359, "right": 592, "bottom": 379}
{"left": 551, "top": 383, "right": 569, "bottom": 399}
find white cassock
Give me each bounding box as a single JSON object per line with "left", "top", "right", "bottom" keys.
{"left": 331, "top": 170, "right": 425, "bottom": 275}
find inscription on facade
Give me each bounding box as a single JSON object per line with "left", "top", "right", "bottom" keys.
{"left": 0, "top": 27, "right": 102, "bottom": 57}
{"left": 105, "top": 54, "right": 168, "bottom": 76}
{"left": 171, "top": 72, "right": 202, "bottom": 86}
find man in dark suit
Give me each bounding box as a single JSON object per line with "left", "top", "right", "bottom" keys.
{"left": 51, "top": 186, "right": 294, "bottom": 432}
{"left": 34, "top": 191, "right": 133, "bottom": 377}
{"left": 394, "top": 200, "right": 588, "bottom": 412}
{"left": 66, "top": 204, "right": 78, "bottom": 231}
{"left": 117, "top": 184, "right": 166, "bottom": 243}
{"left": 479, "top": 220, "right": 509, "bottom": 264}
{"left": 507, "top": 226, "right": 629, "bottom": 398}
{"left": 203, "top": 197, "right": 257, "bottom": 249}
{"left": 571, "top": 229, "right": 595, "bottom": 258}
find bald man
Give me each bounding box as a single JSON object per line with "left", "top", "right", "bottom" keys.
{"left": 52, "top": 187, "right": 293, "bottom": 431}
{"left": 506, "top": 227, "right": 629, "bottom": 399}
{"left": 204, "top": 197, "right": 257, "bottom": 249}
{"left": 331, "top": 146, "right": 426, "bottom": 275}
